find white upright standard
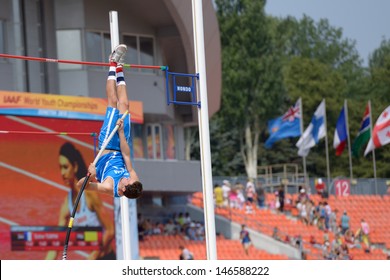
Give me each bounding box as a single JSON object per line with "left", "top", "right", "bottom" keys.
{"left": 191, "top": 0, "right": 217, "bottom": 260}
{"left": 109, "top": 10, "right": 135, "bottom": 260}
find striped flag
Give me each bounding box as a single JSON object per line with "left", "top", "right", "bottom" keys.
{"left": 333, "top": 105, "right": 348, "bottom": 156}
{"left": 364, "top": 106, "right": 390, "bottom": 156}
{"left": 352, "top": 102, "right": 371, "bottom": 158}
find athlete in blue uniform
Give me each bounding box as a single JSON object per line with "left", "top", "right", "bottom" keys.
{"left": 78, "top": 44, "right": 142, "bottom": 199}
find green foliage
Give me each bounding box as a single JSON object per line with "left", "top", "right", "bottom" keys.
{"left": 194, "top": 1, "right": 390, "bottom": 179}
{"left": 369, "top": 39, "right": 390, "bottom": 104}
{"left": 217, "top": 0, "right": 284, "bottom": 127}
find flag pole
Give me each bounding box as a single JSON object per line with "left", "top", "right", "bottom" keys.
{"left": 323, "top": 99, "right": 331, "bottom": 189}
{"left": 345, "top": 99, "right": 353, "bottom": 182}
{"left": 368, "top": 100, "right": 378, "bottom": 194}
{"left": 299, "top": 98, "right": 308, "bottom": 186}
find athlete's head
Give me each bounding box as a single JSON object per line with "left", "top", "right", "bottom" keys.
{"left": 119, "top": 177, "right": 143, "bottom": 199}
{"left": 123, "top": 181, "right": 143, "bottom": 199}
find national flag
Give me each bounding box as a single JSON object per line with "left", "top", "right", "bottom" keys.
{"left": 264, "top": 99, "right": 301, "bottom": 148}
{"left": 352, "top": 102, "right": 371, "bottom": 158}
{"left": 296, "top": 100, "right": 326, "bottom": 157}
{"left": 333, "top": 105, "right": 348, "bottom": 156}
{"left": 364, "top": 105, "right": 390, "bottom": 156}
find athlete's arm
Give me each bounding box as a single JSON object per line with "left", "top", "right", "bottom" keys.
{"left": 77, "top": 167, "right": 113, "bottom": 197}
{"left": 117, "top": 119, "right": 140, "bottom": 182}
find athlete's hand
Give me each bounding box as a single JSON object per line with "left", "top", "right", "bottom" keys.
{"left": 88, "top": 163, "right": 96, "bottom": 177}
{"left": 116, "top": 118, "right": 124, "bottom": 132}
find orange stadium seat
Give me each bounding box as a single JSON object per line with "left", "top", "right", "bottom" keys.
{"left": 188, "top": 192, "right": 390, "bottom": 260}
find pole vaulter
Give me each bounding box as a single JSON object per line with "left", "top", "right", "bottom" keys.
{"left": 62, "top": 111, "right": 128, "bottom": 260}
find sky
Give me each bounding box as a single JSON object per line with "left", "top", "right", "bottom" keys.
{"left": 265, "top": 0, "right": 390, "bottom": 66}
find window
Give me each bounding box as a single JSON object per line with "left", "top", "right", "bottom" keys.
{"left": 123, "top": 34, "right": 155, "bottom": 73}
{"left": 85, "top": 31, "right": 111, "bottom": 69}
{"left": 0, "top": 20, "right": 5, "bottom": 54}
{"left": 147, "top": 124, "right": 163, "bottom": 159}
{"left": 139, "top": 37, "right": 154, "bottom": 73}
{"left": 132, "top": 124, "right": 144, "bottom": 159}
{"left": 163, "top": 125, "right": 176, "bottom": 159}
{"left": 56, "top": 30, "right": 82, "bottom": 70}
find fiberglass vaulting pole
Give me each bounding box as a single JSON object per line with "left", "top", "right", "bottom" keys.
{"left": 191, "top": 0, "right": 217, "bottom": 260}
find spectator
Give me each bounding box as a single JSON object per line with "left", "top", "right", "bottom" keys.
{"left": 183, "top": 212, "right": 192, "bottom": 234}
{"left": 229, "top": 187, "right": 239, "bottom": 209}
{"left": 186, "top": 222, "right": 198, "bottom": 240}
{"left": 236, "top": 183, "right": 246, "bottom": 209}
{"left": 245, "top": 201, "right": 254, "bottom": 214}
{"left": 317, "top": 202, "right": 326, "bottom": 230}
{"left": 164, "top": 219, "right": 177, "bottom": 235}
{"left": 321, "top": 236, "right": 330, "bottom": 259}
{"left": 311, "top": 207, "right": 320, "bottom": 226}
{"left": 271, "top": 191, "right": 280, "bottom": 211}
{"left": 340, "top": 211, "right": 350, "bottom": 234}
{"left": 255, "top": 184, "right": 266, "bottom": 208}
{"left": 309, "top": 235, "right": 322, "bottom": 249}
{"left": 386, "top": 181, "right": 390, "bottom": 196}
{"left": 340, "top": 243, "right": 351, "bottom": 260}
{"left": 329, "top": 209, "right": 338, "bottom": 233}
{"left": 359, "top": 219, "right": 370, "bottom": 249}
{"left": 142, "top": 219, "right": 153, "bottom": 236}
{"left": 246, "top": 179, "right": 256, "bottom": 204}
{"left": 179, "top": 245, "right": 194, "bottom": 260}
{"left": 176, "top": 212, "right": 185, "bottom": 228}
{"left": 306, "top": 200, "right": 315, "bottom": 225}
{"left": 240, "top": 224, "right": 252, "bottom": 255}
{"left": 278, "top": 185, "right": 285, "bottom": 213}
{"left": 296, "top": 200, "right": 309, "bottom": 225}
{"left": 331, "top": 233, "right": 342, "bottom": 252}
{"left": 195, "top": 222, "right": 205, "bottom": 241}
{"left": 221, "top": 180, "right": 231, "bottom": 208}
{"left": 344, "top": 229, "right": 356, "bottom": 249}
{"left": 138, "top": 216, "right": 146, "bottom": 241}
{"left": 324, "top": 201, "right": 332, "bottom": 230}
{"left": 298, "top": 187, "right": 309, "bottom": 203}
{"left": 315, "top": 178, "right": 326, "bottom": 196}
{"left": 152, "top": 222, "right": 164, "bottom": 235}
{"left": 213, "top": 184, "right": 224, "bottom": 208}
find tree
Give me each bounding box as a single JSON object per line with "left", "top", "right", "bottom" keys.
{"left": 369, "top": 39, "right": 390, "bottom": 103}
{"left": 361, "top": 39, "right": 390, "bottom": 178}
{"left": 272, "top": 15, "right": 365, "bottom": 178}
{"left": 214, "top": 0, "right": 286, "bottom": 178}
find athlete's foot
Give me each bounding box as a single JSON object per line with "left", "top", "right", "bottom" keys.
{"left": 109, "top": 44, "right": 127, "bottom": 64}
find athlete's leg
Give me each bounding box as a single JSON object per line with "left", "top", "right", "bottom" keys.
{"left": 116, "top": 64, "right": 129, "bottom": 114}
{"left": 107, "top": 44, "right": 127, "bottom": 108}
{"left": 106, "top": 61, "right": 117, "bottom": 108}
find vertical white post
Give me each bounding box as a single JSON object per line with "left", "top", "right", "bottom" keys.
{"left": 345, "top": 99, "right": 353, "bottom": 182}
{"left": 368, "top": 100, "right": 378, "bottom": 194}
{"left": 109, "top": 10, "right": 132, "bottom": 260}
{"left": 191, "top": 0, "right": 217, "bottom": 260}
{"left": 299, "top": 98, "right": 308, "bottom": 185}
{"left": 12, "top": 0, "right": 25, "bottom": 92}
{"left": 323, "top": 99, "right": 331, "bottom": 189}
